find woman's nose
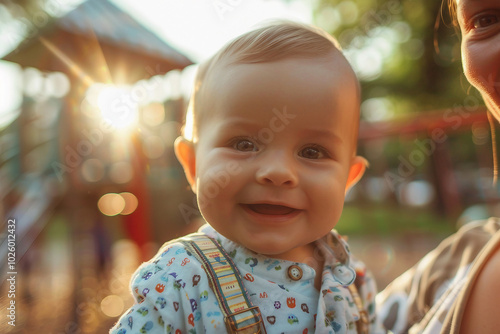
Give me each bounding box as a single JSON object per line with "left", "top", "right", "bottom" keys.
{"left": 255, "top": 152, "right": 298, "bottom": 187}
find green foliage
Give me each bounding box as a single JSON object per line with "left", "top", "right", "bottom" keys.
{"left": 337, "top": 203, "right": 456, "bottom": 236}
{"left": 314, "top": 0, "right": 466, "bottom": 117}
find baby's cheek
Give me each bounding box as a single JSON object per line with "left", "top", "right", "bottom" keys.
{"left": 196, "top": 179, "right": 221, "bottom": 212}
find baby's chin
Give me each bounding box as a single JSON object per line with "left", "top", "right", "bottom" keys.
{"left": 241, "top": 241, "right": 289, "bottom": 258}
{"left": 241, "top": 239, "right": 315, "bottom": 263}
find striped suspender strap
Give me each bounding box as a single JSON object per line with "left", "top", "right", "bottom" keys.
{"left": 348, "top": 284, "right": 370, "bottom": 334}
{"left": 181, "top": 234, "right": 266, "bottom": 334}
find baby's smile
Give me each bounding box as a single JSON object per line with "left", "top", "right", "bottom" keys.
{"left": 238, "top": 201, "right": 305, "bottom": 226}
{"left": 243, "top": 203, "right": 300, "bottom": 215}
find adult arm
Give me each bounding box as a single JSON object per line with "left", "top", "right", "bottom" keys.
{"left": 459, "top": 245, "right": 500, "bottom": 334}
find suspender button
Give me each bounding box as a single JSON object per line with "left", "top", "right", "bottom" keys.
{"left": 287, "top": 265, "right": 303, "bottom": 281}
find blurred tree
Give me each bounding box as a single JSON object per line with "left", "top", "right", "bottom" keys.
{"left": 313, "top": 0, "right": 470, "bottom": 119}
{"left": 0, "top": 0, "right": 84, "bottom": 58}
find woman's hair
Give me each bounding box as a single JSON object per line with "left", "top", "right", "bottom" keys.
{"left": 182, "top": 21, "right": 345, "bottom": 141}
{"left": 447, "top": 0, "right": 458, "bottom": 27}
{"left": 435, "top": 0, "right": 459, "bottom": 51}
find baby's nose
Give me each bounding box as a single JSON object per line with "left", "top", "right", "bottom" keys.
{"left": 255, "top": 153, "right": 298, "bottom": 187}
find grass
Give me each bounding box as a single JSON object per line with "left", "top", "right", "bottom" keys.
{"left": 336, "top": 203, "right": 456, "bottom": 237}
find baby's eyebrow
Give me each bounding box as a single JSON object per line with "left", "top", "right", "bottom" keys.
{"left": 217, "top": 117, "right": 261, "bottom": 128}
{"left": 302, "top": 129, "right": 344, "bottom": 144}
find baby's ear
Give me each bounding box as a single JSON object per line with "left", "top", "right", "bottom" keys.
{"left": 174, "top": 137, "right": 197, "bottom": 192}
{"left": 345, "top": 156, "right": 368, "bottom": 194}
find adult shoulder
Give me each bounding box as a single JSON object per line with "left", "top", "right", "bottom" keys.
{"left": 455, "top": 225, "right": 500, "bottom": 334}
{"left": 377, "top": 218, "right": 500, "bottom": 333}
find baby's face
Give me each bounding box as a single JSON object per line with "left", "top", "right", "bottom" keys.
{"left": 189, "top": 56, "right": 362, "bottom": 262}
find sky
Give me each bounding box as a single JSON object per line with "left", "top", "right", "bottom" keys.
{"left": 0, "top": 0, "right": 314, "bottom": 125}
{"left": 111, "top": 0, "right": 313, "bottom": 62}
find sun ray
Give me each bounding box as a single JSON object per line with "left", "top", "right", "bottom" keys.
{"left": 39, "top": 36, "right": 95, "bottom": 87}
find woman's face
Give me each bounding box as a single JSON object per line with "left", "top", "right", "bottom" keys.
{"left": 456, "top": 0, "right": 500, "bottom": 120}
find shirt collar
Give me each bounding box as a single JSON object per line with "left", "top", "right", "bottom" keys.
{"left": 198, "top": 224, "right": 356, "bottom": 286}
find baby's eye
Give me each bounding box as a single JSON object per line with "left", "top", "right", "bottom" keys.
{"left": 299, "top": 145, "right": 328, "bottom": 159}
{"left": 473, "top": 14, "right": 499, "bottom": 29}
{"left": 232, "top": 139, "right": 257, "bottom": 152}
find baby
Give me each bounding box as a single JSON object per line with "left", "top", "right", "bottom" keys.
{"left": 111, "top": 21, "right": 383, "bottom": 334}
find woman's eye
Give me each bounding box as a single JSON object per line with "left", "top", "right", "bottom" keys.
{"left": 233, "top": 139, "right": 257, "bottom": 152}
{"left": 473, "top": 14, "right": 499, "bottom": 29}
{"left": 299, "top": 146, "right": 327, "bottom": 159}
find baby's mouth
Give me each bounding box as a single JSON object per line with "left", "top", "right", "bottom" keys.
{"left": 245, "top": 204, "right": 298, "bottom": 215}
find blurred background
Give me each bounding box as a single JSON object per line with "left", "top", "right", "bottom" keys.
{"left": 1, "top": 0, "right": 499, "bottom": 333}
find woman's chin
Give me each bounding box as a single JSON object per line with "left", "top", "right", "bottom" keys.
{"left": 485, "top": 96, "right": 500, "bottom": 123}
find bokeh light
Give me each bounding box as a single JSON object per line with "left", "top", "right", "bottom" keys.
{"left": 46, "top": 71, "right": 70, "bottom": 98}
{"left": 120, "top": 192, "right": 138, "bottom": 215}
{"left": 316, "top": 6, "right": 341, "bottom": 33}
{"left": 336, "top": 1, "right": 358, "bottom": 25}
{"left": 81, "top": 158, "right": 105, "bottom": 183}
{"left": 98, "top": 193, "right": 126, "bottom": 216}
{"left": 0, "top": 61, "right": 22, "bottom": 127}
{"left": 353, "top": 47, "right": 383, "bottom": 80}
{"left": 391, "top": 21, "right": 412, "bottom": 43}
{"left": 364, "top": 177, "right": 391, "bottom": 202}
{"left": 23, "top": 67, "right": 44, "bottom": 98}
{"left": 100, "top": 295, "right": 124, "bottom": 317}
{"left": 109, "top": 161, "right": 133, "bottom": 184}
{"left": 399, "top": 180, "right": 435, "bottom": 207}
{"left": 361, "top": 97, "right": 394, "bottom": 122}
{"left": 371, "top": 35, "right": 394, "bottom": 58}
{"left": 97, "top": 192, "right": 138, "bottom": 216}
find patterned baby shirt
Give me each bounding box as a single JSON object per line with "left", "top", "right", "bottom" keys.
{"left": 110, "top": 224, "right": 383, "bottom": 333}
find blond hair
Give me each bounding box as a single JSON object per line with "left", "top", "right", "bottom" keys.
{"left": 183, "top": 20, "right": 349, "bottom": 142}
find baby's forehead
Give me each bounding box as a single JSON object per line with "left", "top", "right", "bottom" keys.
{"left": 191, "top": 53, "right": 360, "bottom": 146}
{"left": 197, "top": 55, "right": 359, "bottom": 137}
{"left": 201, "top": 53, "right": 358, "bottom": 102}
